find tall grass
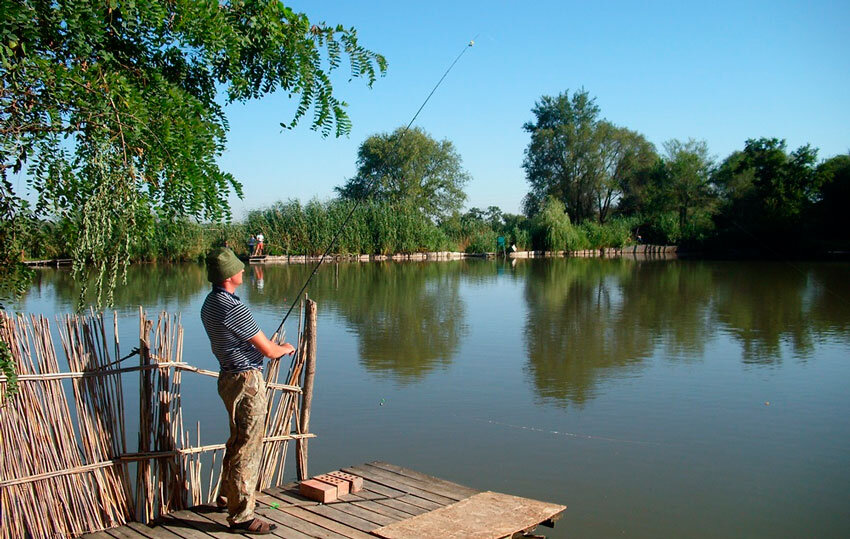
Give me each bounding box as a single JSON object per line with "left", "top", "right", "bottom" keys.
{"left": 246, "top": 199, "right": 452, "bottom": 255}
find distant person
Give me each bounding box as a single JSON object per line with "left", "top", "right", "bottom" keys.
{"left": 255, "top": 233, "right": 264, "bottom": 256}
{"left": 247, "top": 235, "right": 256, "bottom": 256}
{"left": 201, "top": 248, "right": 295, "bottom": 534}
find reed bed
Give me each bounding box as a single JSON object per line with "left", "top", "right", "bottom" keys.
{"left": 0, "top": 300, "right": 317, "bottom": 537}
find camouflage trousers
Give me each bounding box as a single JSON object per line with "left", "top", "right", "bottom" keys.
{"left": 218, "top": 369, "right": 267, "bottom": 524}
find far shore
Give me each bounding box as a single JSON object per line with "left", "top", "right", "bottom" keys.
{"left": 246, "top": 245, "right": 678, "bottom": 264}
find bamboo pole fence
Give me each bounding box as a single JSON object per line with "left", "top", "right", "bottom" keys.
{"left": 0, "top": 300, "right": 318, "bottom": 538}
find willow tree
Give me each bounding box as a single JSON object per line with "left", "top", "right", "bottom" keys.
{"left": 0, "top": 0, "right": 386, "bottom": 305}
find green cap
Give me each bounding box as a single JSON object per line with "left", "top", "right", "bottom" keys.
{"left": 206, "top": 248, "right": 245, "bottom": 283}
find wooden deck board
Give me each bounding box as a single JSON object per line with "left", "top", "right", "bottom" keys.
{"left": 104, "top": 526, "right": 149, "bottom": 539}
{"left": 254, "top": 506, "right": 350, "bottom": 539}
{"left": 82, "top": 463, "right": 565, "bottom": 538}
{"left": 124, "top": 521, "right": 184, "bottom": 539}
{"left": 153, "top": 515, "right": 215, "bottom": 539}
{"left": 340, "top": 465, "right": 459, "bottom": 505}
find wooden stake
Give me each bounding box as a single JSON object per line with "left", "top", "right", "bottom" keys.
{"left": 296, "top": 299, "right": 317, "bottom": 481}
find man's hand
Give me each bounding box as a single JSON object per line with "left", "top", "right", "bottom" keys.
{"left": 249, "top": 331, "right": 296, "bottom": 359}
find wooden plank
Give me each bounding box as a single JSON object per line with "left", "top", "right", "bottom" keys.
{"left": 256, "top": 490, "right": 311, "bottom": 508}
{"left": 270, "top": 506, "right": 374, "bottom": 539}
{"left": 359, "top": 482, "right": 443, "bottom": 511}
{"left": 104, "top": 525, "right": 149, "bottom": 539}
{"left": 254, "top": 506, "right": 350, "bottom": 539}
{"left": 262, "top": 487, "right": 382, "bottom": 534}
{"left": 361, "top": 493, "right": 430, "bottom": 517}
{"left": 316, "top": 497, "right": 396, "bottom": 527}
{"left": 125, "top": 521, "right": 184, "bottom": 539}
{"left": 155, "top": 515, "right": 216, "bottom": 539}
{"left": 342, "top": 465, "right": 458, "bottom": 505}
{"left": 368, "top": 461, "right": 479, "bottom": 498}
{"left": 163, "top": 510, "right": 226, "bottom": 538}
{"left": 350, "top": 488, "right": 426, "bottom": 515}
{"left": 341, "top": 465, "right": 459, "bottom": 505}
{"left": 372, "top": 491, "right": 567, "bottom": 539}
{"left": 345, "top": 493, "right": 420, "bottom": 520}
{"left": 292, "top": 503, "right": 380, "bottom": 533}
{"left": 186, "top": 506, "right": 232, "bottom": 535}
{"left": 355, "top": 463, "right": 475, "bottom": 500}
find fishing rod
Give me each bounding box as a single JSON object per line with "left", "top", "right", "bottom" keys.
{"left": 272, "top": 37, "right": 477, "bottom": 338}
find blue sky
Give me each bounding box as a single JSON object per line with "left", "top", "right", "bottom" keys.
{"left": 221, "top": 0, "right": 850, "bottom": 216}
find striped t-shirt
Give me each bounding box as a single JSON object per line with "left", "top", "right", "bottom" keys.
{"left": 200, "top": 286, "right": 264, "bottom": 373}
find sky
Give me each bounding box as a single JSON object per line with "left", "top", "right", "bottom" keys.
{"left": 220, "top": 0, "right": 850, "bottom": 217}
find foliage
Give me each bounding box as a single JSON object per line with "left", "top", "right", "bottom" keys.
{"left": 580, "top": 217, "right": 637, "bottom": 248}
{"left": 336, "top": 126, "right": 470, "bottom": 221}
{"left": 246, "top": 198, "right": 451, "bottom": 256}
{"left": 522, "top": 89, "right": 657, "bottom": 224}
{"left": 659, "top": 139, "right": 716, "bottom": 229}
{"left": 814, "top": 154, "right": 850, "bottom": 239}
{"left": 522, "top": 90, "right": 600, "bottom": 221}
{"left": 710, "top": 138, "right": 823, "bottom": 247}
{"left": 0, "top": 327, "right": 16, "bottom": 401}
{"left": 531, "top": 196, "right": 584, "bottom": 251}
{"left": 0, "top": 0, "right": 386, "bottom": 306}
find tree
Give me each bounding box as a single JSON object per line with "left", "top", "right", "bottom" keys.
{"left": 595, "top": 123, "right": 656, "bottom": 223}
{"left": 522, "top": 89, "right": 655, "bottom": 223}
{"left": 814, "top": 154, "right": 850, "bottom": 237}
{"left": 0, "top": 0, "right": 386, "bottom": 305}
{"left": 522, "top": 89, "right": 601, "bottom": 221}
{"left": 736, "top": 138, "right": 821, "bottom": 224}
{"left": 336, "top": 126, "right": 470, "bottom": 221}
{"left": 661, "top": 139, "right": 715, "bottom": 229}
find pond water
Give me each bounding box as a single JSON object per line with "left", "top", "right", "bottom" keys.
{"left": 11, "top": 258, "right": 850, "bottom": 538}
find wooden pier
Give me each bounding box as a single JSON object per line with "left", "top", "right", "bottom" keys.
{"left": 84, "top": 462, "right": 565, "bottom": 539}
{"left": 22, "top": 257, "right": 72, "bottom": 267}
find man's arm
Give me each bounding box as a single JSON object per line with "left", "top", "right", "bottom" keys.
{"left": 249, "top": 331, "right": 296, "bottom": 359}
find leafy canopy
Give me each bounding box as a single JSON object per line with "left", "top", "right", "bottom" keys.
{"left": 522, "top": 89, "right": 656, "bottom": 223}
{"left": 336, "top": 126, "right": 470, "bottom": 221}
{"left": 0, "top": 0, "right": 386, "bottom": 305}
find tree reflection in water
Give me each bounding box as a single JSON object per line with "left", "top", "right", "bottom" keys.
{"left": 18, "top": 258, "right": 850, "bottom": 401}
{"left": 521, "top": 258, "right": 850, "bottom": 408}
{"left": 245, "top": 261, "right": 468, "bottom": 385}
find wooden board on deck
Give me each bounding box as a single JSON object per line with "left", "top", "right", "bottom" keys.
{"left": 371, "top": 490, "right": 566, "bottom": 539}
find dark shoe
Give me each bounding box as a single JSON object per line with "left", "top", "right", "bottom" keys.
{"left": 230, "top": 518, "right": 277, "bottom": 535}
{"left": 215, "top": 495, "right": 227, "bottom": 511}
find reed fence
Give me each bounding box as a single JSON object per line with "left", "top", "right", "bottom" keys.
{"left": 0, "top": 300, "right": 318, "bottom": 538}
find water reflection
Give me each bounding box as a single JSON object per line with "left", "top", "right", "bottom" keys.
{"left": 244, "top": 262, "right": 467, "bottom": 384}
{"left": 16, "top": 258, "right": 850, "bottom": 396}
{"left": 521, "top": 259, "right": 850, "bottom": 407}
{"left": 22, "top": 263, "right": 209, "bottom": 314}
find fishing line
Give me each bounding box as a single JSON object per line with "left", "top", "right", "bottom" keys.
{"left": 477, "top": 418, "right": 663, "bottom": 446}
{"left": 272, "top": 37, "right": 478, "bottom": 338}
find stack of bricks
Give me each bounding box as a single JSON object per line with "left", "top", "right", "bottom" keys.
{"left": 299, "top": 471, "right": 364, "bottom": 503}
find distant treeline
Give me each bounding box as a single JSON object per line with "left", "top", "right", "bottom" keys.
{"left": 16, "top": 198, "right": 639, "bottom": 261}
{"left": 18, "top": 150, "right": 850, "bottom": 262}
{"left": 15, "top": 91, "right": 850, "bottom": 263}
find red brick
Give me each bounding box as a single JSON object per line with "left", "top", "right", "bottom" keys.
{"left": 314, "top": 474, "right": 350, "bottom": 496}
{"left": 327, "top": 471, "right": 364, "bottom": 493}
{"left": 299, "top": 479, "right": 337, "bottom": 503}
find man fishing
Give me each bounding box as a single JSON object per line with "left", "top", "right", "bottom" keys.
{"left": 201, "top": 247, "right": 295, "bottom": 534}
